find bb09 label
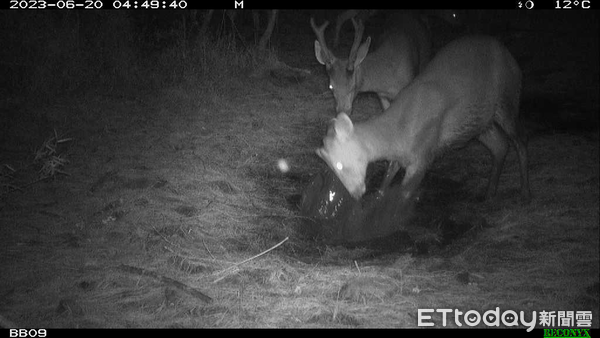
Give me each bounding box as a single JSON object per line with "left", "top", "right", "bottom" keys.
{"left": 9, "top": 329, "right": 47, "bottom": 338}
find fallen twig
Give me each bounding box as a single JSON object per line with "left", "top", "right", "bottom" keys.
{"left": 117, "top": 264, "right": 212, "bottom": 303}
{"left": 213, "top": 237, "right": 289, "bottom": 282}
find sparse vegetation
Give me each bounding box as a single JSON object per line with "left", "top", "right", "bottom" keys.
{"left": 34, "top": 130, "right": 73, "bottom": 179}
{"left": 0, "top": 130, "right": 72, "bottom": 196}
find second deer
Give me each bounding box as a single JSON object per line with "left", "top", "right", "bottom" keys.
{"left": 316, "top": 36, "right": 531, "bottom": 204}
{"left": 310, "top": 11, "right": 432, "bottom": 116}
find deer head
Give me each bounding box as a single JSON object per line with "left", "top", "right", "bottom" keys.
{"left": 311, "top": 17, "right": 372, "bottom": 115}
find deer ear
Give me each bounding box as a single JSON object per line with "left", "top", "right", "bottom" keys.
{"left": 353, "top": 36, "right": 371, "bottom": 69}
{"left": 333, "top": 113, "right": 354, "bottom": 140}
{"left": 315, "top": 147, "right": 327, "bottom": 160}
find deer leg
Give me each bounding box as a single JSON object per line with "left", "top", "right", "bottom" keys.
{"left": 513, "top": 125, "right": 531, "bottom": 202}
{"left": 398, "top": 162, "right": 427, "bottom": 203}
{"left": 477, "top": 124, "right": 509, "bottom": 200}
{"left": 379, "top": 160, "right": 401, "bottom": 196}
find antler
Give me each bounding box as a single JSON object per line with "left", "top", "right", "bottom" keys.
{"left": 348, "top": 17, "right": 365, "bottom": 70}
{"left": 310, "top": 17, "right": 333, "bottom": 61}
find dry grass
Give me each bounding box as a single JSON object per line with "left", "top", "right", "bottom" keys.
{"left": 1, "top": 73, "right": 596, "bottom": 328}
{"left": 1, "top": 130, "right": 72, "bottom": 196}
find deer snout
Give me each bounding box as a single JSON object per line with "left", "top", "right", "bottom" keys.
{"left": 335, "top": 96, "right": 353, "bottom": 115}
{"left": 335, "top": 104, "right": 352, "bottom": 115}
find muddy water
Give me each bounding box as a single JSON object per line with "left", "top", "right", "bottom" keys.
{"left": 300, "top": 166, "right": 415, "bottom": 244}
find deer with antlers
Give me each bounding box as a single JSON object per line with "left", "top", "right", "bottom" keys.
{"left": 310, "top": 12, "right": 432, "bottom": 116}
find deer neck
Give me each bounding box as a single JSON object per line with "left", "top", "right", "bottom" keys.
{"left": 353, "top": 117, "right": 397, "bottom": 163}
{"left": 355, "top": 51, "right": 394, "bottom": 94}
